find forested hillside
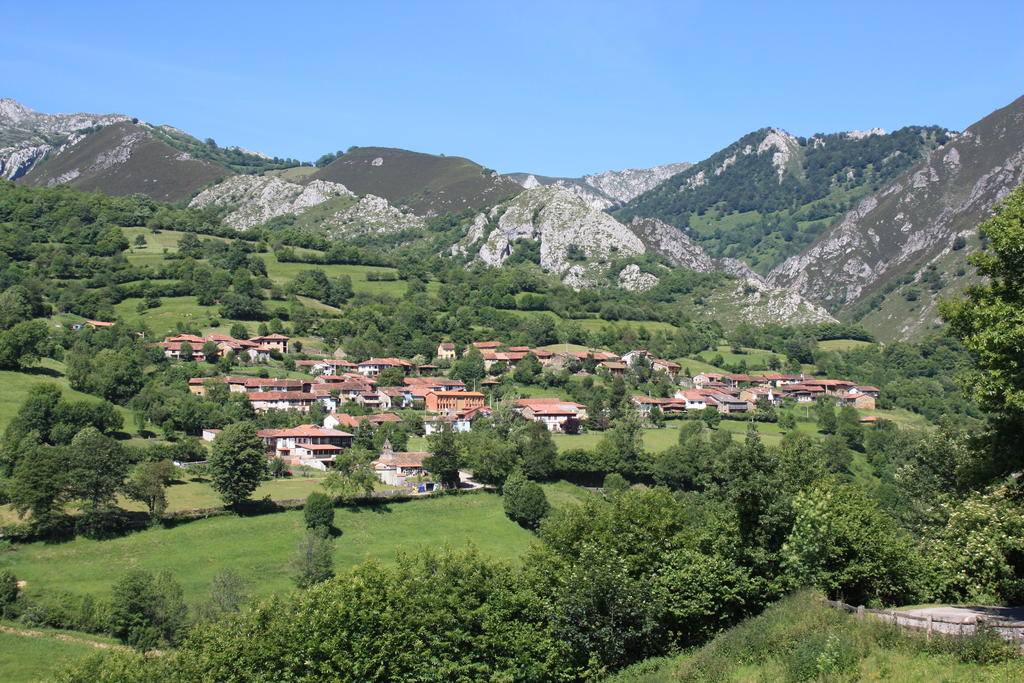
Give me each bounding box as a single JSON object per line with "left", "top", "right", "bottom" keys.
{"left": 615, "top": 126, "right": 950, "bottom": 273}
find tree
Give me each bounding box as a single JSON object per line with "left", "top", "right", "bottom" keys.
{"left": 502, "top": 469, "right": 549, "bottom": 529}
{"left": 8, "top": 444, "right": 72, "bottom": 534}
{"left": 289, "top": 530, "right": 335, "bottom": 588}
{"left": 321, "top": 447, "right": 378, "bottom": 503}
{"left": 451, "top": 347, "right": 485, "bottom": 385}
{"left": 512, "top": 352, "right": 542, "bottom": 385}
{"left": 519, "top": 421, "right": 557, "bottom": 480}
{"left": 202, "top": 341, "right": 220, "bottom": 363}
{"left": 782, "top": 482, "right": 922, "bottom": 605}
{"left": 0, "top": 319, "right": 51, "bottom": 370}
{"left": 425, "top": 424, "right": 460, "bottom": 489}
{"left": 939, "top": 184, "right": 1024, "bottom": 480}
{"left": 304, "top": 491, "right": 335, "bottom": 531}
{"left": 602, "top": 472, "right": 630, "bottom": 497}
{"left": 110, "top": 569, "right": 188, "bottom": 650}
{"left": 195, "top": 568, "right": 248, "bottom": 623}
{"left": 377, "top": 367, "right": 405, "bottom": 387}
{"left": 230, "top": 323, "right": 249, "bottom": 340}
{"left": 125, "top": 460, "right": 174, "bottom": 522}
{"left": 209, "top": 422, "right": 268, "bottom": 506}
{"left": 68, "top": 427, "right": 128, "bottom": 507}
{"left": 178, "top": 342, "right": 194, "bottom": 362}
{"left": 0, "top": 569, "right": 18, "bottom": 606}
{"left": 815, "top": 400, "right": 837, "bottom": 435}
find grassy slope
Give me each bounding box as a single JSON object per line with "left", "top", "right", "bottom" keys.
{"left": 19, "top": 123, "right": 230, "bottom": 203}
{"left": 310, "top": 146, "right": 522, "bottom": 216}
{"left": 0, "top": 626, "right": 122, "bottom": 682}
{"left": 0, "top": 493, "right": 535, "bottom": 605}
{"left": 609, "top": 591, "right": 1024, "bottom": 682}
{"left": 0, "top": 359, "right": 133, "bottom": 434}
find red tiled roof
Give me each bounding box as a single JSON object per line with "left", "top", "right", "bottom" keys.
{"left": 248, "top": 391, "right": 316, "bottom": 401}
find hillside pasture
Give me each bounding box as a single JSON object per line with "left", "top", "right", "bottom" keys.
{"left": 0, "top": 359, "right": 132, "bottom": 434}
{"left": 1, "top": 493, "right": 535, "bottom": 605}
{"left": 817, "top": 338, "right": 875, "bottom": 352}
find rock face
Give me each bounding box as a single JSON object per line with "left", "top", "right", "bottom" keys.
{"left": 768, "top": 93, "right": 1024, "bottom": 339}
{"left": 507, "top": 162, "right": 692, "bottom": 211}
{"left": 628, "top": 217, "right": 715, "bottom": 272}
{"left": 190, "top": 175, "right": 424, "bottom": 238}
{"left": 0, "top": 98, "right": 130, "bottom": 179}
{"left": 617, "top": 264, "right": 659, "bottom": 292}
{"left": 191, "top": 175, "right": 356, "bottom": 230}
{"left": 465, "top": 186, "right": 645, "bottom": 286}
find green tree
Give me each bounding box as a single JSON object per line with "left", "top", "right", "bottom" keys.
{"left": 519, "top": 421, "right": 557, "bottom": 480}
{"left": 110, "top": 569, "right": 188, "bottom": 650}
{"left": 209, "top": 422, "right": 267, "bottom": 506}
{"left": 194, "top": 568, "right": 249, "bottom": 623}
{"left": 512, "top": 352, "right": 542, "bottom": 385}
{"left": 321, "top": 447, "right": 378, "bottom": 503}
{"left": 602, "top": 472, "right": 630, "bottom": 497}
{"left": 304, "top": 491, "right": 335, "bottom": 531}
{"left": 815, "top": 400, "right": 837, "bottom": 434}
{"left": 202, "top": 341, "right": 219, "bottom": 363}
{"left": 451, "top": 347, "right": 485, "bottom": 385}
{"left": 68, "top": 427, "right": 125, "bottom": 505}
{"left": 782, "top": 482, "right": 922, "bottom": 605}
{"left": 0, "top": 569, "right": 18, "bottom": 606}
{"left": 502, "top": 469, "right": 549, "bottom": 529}
{"left": 125, "top": 460, "right": 174, "bottom": 522}
{"left": 289, "top": 530, "right": 335, "bottom": 588}
{"left": 425, "top": 424, "right": 461, "bottom": 489}
{"left": 229, "top": 323, "right": 249, "bottom": 340}
{"left": 940, "top": 184, "right": 1024, "bottom": 480}
{"left": 0, "top": 319, "right": 51, "bottom": 369}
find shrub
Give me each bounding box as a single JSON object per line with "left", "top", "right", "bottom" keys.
{"left": 303, "top": 491, "right": 335, "bottom": 531}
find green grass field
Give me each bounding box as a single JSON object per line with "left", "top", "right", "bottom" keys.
{"left": 0, "top": 625, "right": 123, "bottom": 682}
{"left": 696, "top": 344, "right": 782, "bottom": 369}
{"left": 0, "top": 359, "right": 133, "bottom": 434}
{"left": 552, "top": 428, "right": 683, "bottom": 453}
{"left": 121, "top": 227, "right": 421, "bottom": 299}
{"left": 817, "top": 338, "right": 876, "bottom": 352}
{"left": 0, "top": 493, "right": 536, "bottom": 606}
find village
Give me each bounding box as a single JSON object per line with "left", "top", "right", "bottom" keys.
{"left": 151, "top": 331, "right": 883, "bottom": 490}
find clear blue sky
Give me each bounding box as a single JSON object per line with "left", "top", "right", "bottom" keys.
{"left": 4, "top": 1, "right": 1023, "bottom": 177}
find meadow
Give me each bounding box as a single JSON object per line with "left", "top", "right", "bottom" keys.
{"left": 1, "top": 492, "right": 537, "bottom": 605}
{"left": 0, "top": 359, "right": 133, "bottom": 434}
{"left": 0, "top": 625, "right": 123, "bottom": 682}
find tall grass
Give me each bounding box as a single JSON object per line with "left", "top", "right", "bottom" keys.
{"left": 610, "top": 591, "right": 1024, "bottom": 682}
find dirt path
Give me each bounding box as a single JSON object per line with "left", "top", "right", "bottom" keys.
{"left": 0, "top": 624, "right": 132, "bottom": 652}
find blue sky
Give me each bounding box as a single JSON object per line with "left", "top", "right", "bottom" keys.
{"left": 4, "top": 1, "right": 1023, "bottom": 177}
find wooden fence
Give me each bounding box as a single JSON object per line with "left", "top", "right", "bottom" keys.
{"left": 822, "top": 598, "right": 1024, "bottom": 644}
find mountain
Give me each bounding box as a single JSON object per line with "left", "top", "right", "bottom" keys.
{"left": 309, "top": 146, "right": 522, "bottom": 216}
{"left": 614, "top": 125, "right": 951, "bottom": 274}
{"left": 1, "top": 99, "right": 303, "bottom": 201}
{"left": 189, "top": 174, "right": 424, "bottom": 239}
{"left": 768, "top": 94, "right": 1024, "bottom": 341}
{"left": 17, "top": 121, "right": 232, "bottom": 203}
{"left": 0, "top": 98, "right": 131, "bottom": 180}
{"left": 506, "top": 162, "right": 692, "bottom": 211}
{"left": 446, "top": 186, "right": 834, "bottom": 325}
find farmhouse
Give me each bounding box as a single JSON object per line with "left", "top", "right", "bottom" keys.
{"left": 514, "top": 398, "right": 587, "bottom": 432}
{"left": 357, "top": 357, "right": 414, "bottom": 377}
{"left": 425, "top": 390, "right": 485, "bottom": 414}
{"left": 372, "top": 439, "right": 433, "bottom": 488}
{"left": 248, "top": 391, "right": 317, "bottom": 413}
{"left": 436, "top": 342, "right": 457, "bottom": 360}
{"left": 257, "top": 424, "right": 353, "bottom": 469}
